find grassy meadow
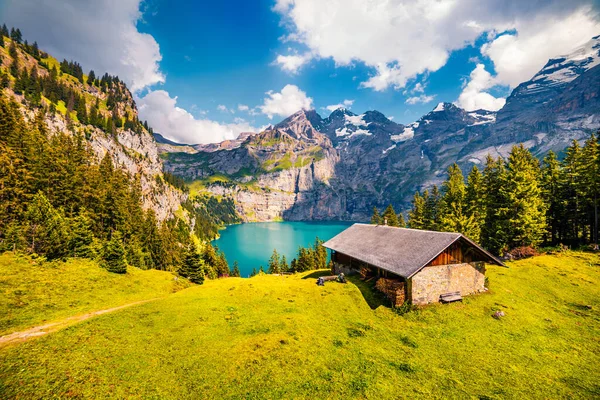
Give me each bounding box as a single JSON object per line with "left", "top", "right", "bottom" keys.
{"left": 0, "top": 253, "right": 190, "bottom": 336}
{"left": 0, "top": 251, "right": 599, "bottom": 399}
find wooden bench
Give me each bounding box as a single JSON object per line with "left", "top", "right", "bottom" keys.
{"left": 440, "top": 291, "right": 462, "bottom": 303}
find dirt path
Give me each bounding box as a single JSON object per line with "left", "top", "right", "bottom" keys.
{"left": 0, "top": 298, "right": 160, "bottom": 348}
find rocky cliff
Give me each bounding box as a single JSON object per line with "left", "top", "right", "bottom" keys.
{"left": 159, "top": 35, "right": 600, "bottom": 222}
{"left": 1, "top": 40, "right": 184, "bottom": 221}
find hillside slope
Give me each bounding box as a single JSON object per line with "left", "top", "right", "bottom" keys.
{"left": 1, "top": 252, "right": 598, "bottom": 398}
{"left": 0, "top": 34, "right": 183, "bottom": 221}
{"left": 0, "top": 253, "right": 190, "bottom": 336}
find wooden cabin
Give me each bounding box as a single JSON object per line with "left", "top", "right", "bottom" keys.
{"left": 323, "top": 224, "right": 505, "bottom": 305}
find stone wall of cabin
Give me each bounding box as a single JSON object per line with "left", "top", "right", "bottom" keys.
{"left": 410, "top": 263, "right": 486, "bottom": 305}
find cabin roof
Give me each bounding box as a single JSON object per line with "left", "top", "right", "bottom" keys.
{"left": 322, "top": 224, "right": 505, "bottom": 278}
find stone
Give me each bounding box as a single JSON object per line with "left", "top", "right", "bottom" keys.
{"left": 492, "top": 311, "right": 506, "bottom": 319}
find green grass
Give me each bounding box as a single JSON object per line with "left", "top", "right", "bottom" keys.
{"left": 188, "top": 175, "right": 232, "bottom": 197}
{"left": 55, "top": 99, "right": 67, "bottom": 115}
{"left": 0, "top": 253, "right": 190, "bottom": 336}
{"left": 40, "top": 55, "right": 60, "bottom": 72}
{"left": 1, "top": 252, "right": 599, "bottom": 399}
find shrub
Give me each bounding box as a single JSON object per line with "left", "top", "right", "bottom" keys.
{"left": 393, "top": 301, "right": 415, "bottom": 316}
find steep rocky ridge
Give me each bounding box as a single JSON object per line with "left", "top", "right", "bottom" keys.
{"left": 1, "top": 39, "right": 184, "bottom": 221}
{"left": 160, "top": 36, "right": 600, "bottom": 222}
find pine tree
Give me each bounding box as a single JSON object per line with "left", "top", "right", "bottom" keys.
{"left": 23, "top": 192, "right": 68, "bottom": 260}
{"left": 10, "top": 28, "right": 22, "bottom": 43}
{"left": 250, "top": 267, "right": 258, "bottom": 277}
{"left": 202, "top": 243, "right": 225, "bottom": 278}
{"left": 280, "top": 255, "right": 289, "bottom": 272}
{"left": 382, "top": 204, "right": 400, "bottom": 226}
{"left": 268, "top": 248, "right": 281, "bottom": 274}
{"left": 259, "top": 265, "right": 265, "bottom": 274}
{"left": 408, "top": 192, "right": 426, "bottom": 229}
{"left": 230, "top": 261, "right": 241, "bottom": 277}
{"left": 87, "top": 70, "right": 96, "bottom": 86}
{"left": 112, "top": 108, "right": 123, "bottom": 128}
{"left": 312, "top": 237, "right": 326, "bottom": 269}
{"left": 1, "top": 24, "right": 8, "bottom": 38}
{"left": 76, "top": 96, "right": 87, "bottom": 125}
{"left": 438, "top": 164, "right": 478, "bottom": 239}
{"left": 482, "top": 155, "right": 510, "bottom": 254}
{"left": 561, "top": 141, "right": 586, "bottom": 243}
{"left": 69, "top": 212, "right": 94, "bottom": 258}
{"left": 215, "top": 249, "right": 229, "bottom": 277}
{"left": 370, "top": 206, "right": 382, "bottom": 224}
{"left": 290, "top": 258, "right": 298, "bottom": 273}
{"left": 31, "top": 41, "right": 39, "bottom": 59}
{"left": 397, "top": 212, "right": 406, "bottom": 228}
{"left": 582, "top": 133, "right": 599, "bottom": 244}
{"left": 296, "top": 246, "right": 316, "bottom": 272}
{"left": 0, "top": 72, "right": 8, "bottom": 89}
{"left": 540, "top": 151, "right": 563, "bottom": 244}
{"left": 180, "top": 244, "right": 205, "bottom": 284}
{"left": 102, "top": 231, "right": 127, "bottom": 274}
{"left": 9, "top": 56, "right": 19, "bottom": 78}
{"left": 465, "top": 165, "right": 485, "bottom": 242}
{"left": 424, "top": 186, "right": 441, "bottom": 230}
{"left": 502, "top": 145, "right": 547, "bottom": 249}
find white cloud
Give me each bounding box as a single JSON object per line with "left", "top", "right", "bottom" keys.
{"left": 238, "top": 104, "right": 250, "bottom": 111}
{"left": 325, "top": 99, "right": 354, "bottom": 111}
{"left": 481, "top": 7, "right": 600, "bottom": 87}
{"left": 259, "top": 84, "right": 313, "bottom": 119}
{"left": 405, "top": 94, "right": 436, "bottom": 105}
{"left": 274, "top": 52, "right": 312, "bottom": 74}
{"left": 361, "top": 63, "right": 409, "bottom": 92}
{"left": 456, "top": 64, "right": 506, "bottom": 111}
{"left": 274, "top": 0, "right": 600, "bottom": 91}
{"left": 412, "top": 83, "right": 425, "bottom": 93}
{"left": 2, "top": 0, "right": 164, "bottom": 92}
{"left": 138, "top": 90, "right": 258, "bottom": 144}
{"left": 217, "top": 104, "right": 235, "bottom": 113}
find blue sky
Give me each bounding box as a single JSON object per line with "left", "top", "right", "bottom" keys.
{"left": 137, "top": 0, "right": 500, "bottom": 124}
{"left": 2, "top": 0, "right": 600, "bottom": 143}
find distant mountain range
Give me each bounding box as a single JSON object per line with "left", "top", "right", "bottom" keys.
{"left": 158, "top": 35, "right": 600, "bottom": 222}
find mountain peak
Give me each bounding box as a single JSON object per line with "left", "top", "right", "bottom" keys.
{"left": 328, "top": 107, "right": 355, "bottom": 119}
{"left": 274, "top": 109, "right": 324, "bottom": 139}
{"left": 431, "top": 102, "right": 459, "bottom": 112}
{"left": 530, "top": 35, "right": 600, "bottom": 86}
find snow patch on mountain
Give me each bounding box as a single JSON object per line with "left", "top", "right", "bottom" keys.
{"left": 391, "top": 122, "right": 418, "bottom": 142}
{"left": 382, "top": 144, "right": 396, "bottom": 154}
{"left": 433, "top": 102, "right": 445, "bottom": 112}
{"left": 531, "top": 36, "right": 600, "bottom": 85}
{"left": 468, "top": 111, "right": 496, "bottom": 126}
{"left": 344, "top": 113, "right": 367, "bottom": 126}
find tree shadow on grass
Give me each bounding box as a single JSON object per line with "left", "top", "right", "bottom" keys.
{"left": 346, "top": 276, "right": 391, "bottom": 310}
{"left": 301, "top": 270, "right": 334, "bottom": 280}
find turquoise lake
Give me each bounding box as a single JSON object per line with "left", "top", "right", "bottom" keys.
{"left": 213, "top": 221, "right": 353, "bottom": 277}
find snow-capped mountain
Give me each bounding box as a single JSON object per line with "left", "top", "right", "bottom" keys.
{"left": 316, "top": 108, "right": 405, "bottom": 144}
{"left": 158, "top": 35, "right": 600, "bottom": 221}
{"left": 529, "top": 35, "right": 600, "bottom": 89}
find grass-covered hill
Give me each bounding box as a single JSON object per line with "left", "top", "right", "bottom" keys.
{"left": 1, "top": 251, "right": 598, "bottom": 399}
{"left": 0, "top": 253, "right": 191, "bottom": 336}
